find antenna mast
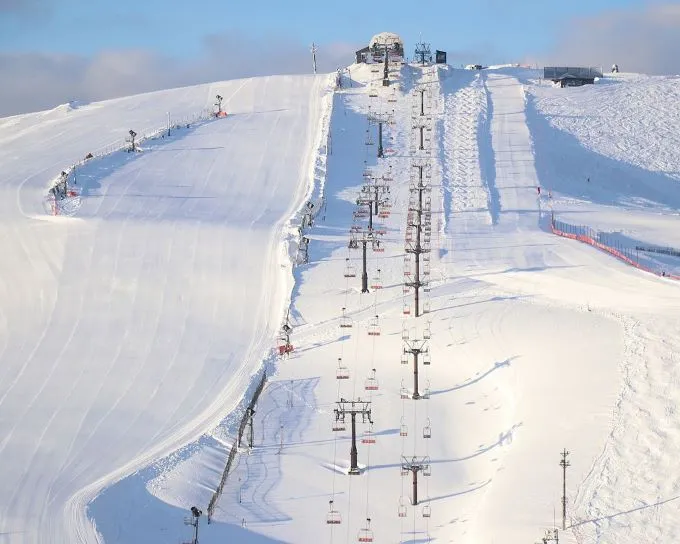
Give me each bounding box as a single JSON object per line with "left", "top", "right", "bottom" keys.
{"left": 311, "top": 43, "right": 318, "bottom": 74}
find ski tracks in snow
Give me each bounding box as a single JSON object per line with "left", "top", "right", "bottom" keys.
{"left": 572, "top": 314, "right": 680, "bottom": 544}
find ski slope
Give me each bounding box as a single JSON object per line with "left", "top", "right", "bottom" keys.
{"left": 0, "top": 74, "right": 331, "bottom": 543}
{"left": 3, "top": 59, "right": 680, "bottom": 544}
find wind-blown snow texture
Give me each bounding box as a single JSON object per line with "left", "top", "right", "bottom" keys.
{"left": 2, "top": 63, "right": 680, "bottom": 544}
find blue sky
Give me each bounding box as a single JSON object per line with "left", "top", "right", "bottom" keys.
{"left": 1, "top": 0, "right": 679, "bottom": 116}
{"left": 0, "top": 0, "right": 650, "bottom": 62}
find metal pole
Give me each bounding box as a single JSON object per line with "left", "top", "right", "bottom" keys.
{"left": 419, "top": 126, "right": 424, "bottom": 150}
{"left": 420, "top": 89, "right": 425, "bottom": 116}
{"left": 368, "top": 203, "right": 373, "bottom": 231}
{"left": 413, "top": 350, "right": 420, "bottom": 400}
{"left": 361, "top": 240, "right": 369, "bottom": 293}
{"left": 311, "top": 43, "right": 317, "bottom": 74}
{"left": 560, "top": 449, "right": 570, "bottom": 530}
{"left": 412, "top": 469, "right": 418, "bottom": 505}
{"left": 349, "top": 412, "right": 359, "bottom": 474}
{"left": 167, "top": 111, "right": 170, "bottom": 137}
{"left": 374, "top": 185, "right": 379, "bottom": 215}
{"left": 194, "top": 518, "right": 199, "bottom": 544}
{"left": 415, "top": 253, "right": 420, "bottom": 317}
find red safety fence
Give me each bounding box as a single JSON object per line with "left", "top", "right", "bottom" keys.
{"left": 550, "top": 214, "right": 680, "bottom": 281}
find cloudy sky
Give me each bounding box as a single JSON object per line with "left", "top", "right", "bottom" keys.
{"left": 1, "top": 0, "right": 679, "bottom": 117}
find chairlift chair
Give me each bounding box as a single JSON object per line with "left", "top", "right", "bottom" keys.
{"left": 401, "top": 351, "right": 409, "bottom": 365}
{"left": 398, "top": 498, "right": 408, "bottom": 518}
{"left": 423, "top": 322, "right": 431, "bottom": 340}
{"left": 326, "top": 500, "right": 342, "bottom": 524}
{"left": 403, "top": 303, "right": 411, "bottom": 316}
{"left": 339, "top": 307, "right": 353, "bottom": 328}
{"left": 423, "top": 419, "right": 432, "bottom": 439}
{"left": 332, "top": 417, "right": 346, "bottom": 432}
{"left": 422, "top": 380, "right": 431, "bottom": 399}
{"left": 336, "top": 358, "right": 350, "bottom": 380}
{"left": 361, "top": 425, "right": 376, "bottom": 444}
{"left": 357, "top": 519, "right": 374, "bottom": 543}
{"left": 422, "top": 504, "right": 432, "bottom": 518}
{"left": 278, "top": 341, "right": 294, "bottom": 356}
{"left": 423, "top": 457, "right": 432, "bottom": 476}
{"left": 364, "top": 369, "right": 379, "bottom": 391}
{"left": 344, "top": 259, "right": 357, "bottom": 278}
{"left": 370, "top": 270, "right": 382, "bottom": 290}
{"left": 423, "top": 300, "right": 431, "bottom": 314}
{"left": 367, "top": 316, "right": 381, "bottom": 336}
{"left": 402, "top": 325, "right": 409, "bottom": 341}
{"left": 423, "top": 350, "right": 431, "bottom": 365}
{"left": 400, "top": 418, "right": 408, "bottom": 437}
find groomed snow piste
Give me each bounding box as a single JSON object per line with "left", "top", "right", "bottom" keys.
{"left": 2, "top": 61, "right": 680, "bottom": 544}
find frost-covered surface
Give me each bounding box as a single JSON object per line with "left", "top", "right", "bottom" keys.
{"left": 3, "top": 62, "right": 680, "bottom": 544}
{"left": 0, "top": 74, "right": 331, "bottom": 543}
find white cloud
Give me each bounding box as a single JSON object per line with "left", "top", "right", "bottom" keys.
{"left": 0, "top": 33, "right": 360, "bottom": 117}
{"left": 540, "top": 2, "right": 680, "bottom": 75}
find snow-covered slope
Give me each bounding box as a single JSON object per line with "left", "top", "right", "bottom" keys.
{"left": 0, "top": 74, "right": 331, "bottom": 543}
{"left": 3, "top": 61, "right": 680, "bottom": 544}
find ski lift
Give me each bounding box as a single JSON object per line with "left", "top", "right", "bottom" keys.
{"left": 364, "top": 368, "right": 379, "bottom": 391}
{"left": 332, "top": 421, "right": 346, "bottom": 432}
{"left": 423, "top": 350, "right": 431, "bottom": 365}
{"left": 402, "top": 324, "right": 409, "bottom": 341}
{"left": 378, "top": 211, "right": 390, "bottom": 219}
{"left": 423, "top": 300, "right": 431, "bottom": 314}
{"left": 422, "top": 504, "right": 431, "bottom": 518}
{"left": 403, "top": 303, "right": 411, "bottom": 315}
{"left": 401, "top": 351, "right": 408, "bottom": 365}
{"left": 367, "top": 316, "right": 381, "bottom": 336}
{"left": 326, "top": 500, "right": 342, "bottom": 525}
{"left": 423, "top": 458, "right": 431, "bottom": 476}
{"left": 398, "top": 497, "right": 407, "bottom": 518}
{"left": 423, "top": 281, "right": 431, "bottom": 293}
{"left": 278, "top": 342, "right": 294, "bottom": 356}
{"left": 361, "top": 425, "right": 376, "bottom": 444}
{"left": 400, "top": 417, "right": 408, "bottom": 437}
{"left": 357, "top": 518, "right": 374, "bottom": 543}
{"left": 422, "top": 380, "right": 431, "bottom": 399}
{"left": 340, "top": 307, "right": 353, "bottom": 328}
{"left": 423, "top": 321, "right": 431, "bottom": 340}
{"left": 344, "top": 259, "right": 357, "bottom": 278}
{"left": 336, "top": 358, "right": 350, "bottom": 380}
{"left": 372, "top": 239, "right": 384, "bottom": 253}
{"left": 423, "top": 419, "right": 432, "bottom": 439}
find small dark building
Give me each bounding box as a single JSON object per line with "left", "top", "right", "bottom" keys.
{"left": 544, "top": 66, "right": 603, "bottom": 88}
{"left": 355, "top": 46, "right": 370, "bottom": 64}
{"left": 435, "top": 50, "right": 447, "bottom": 64}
